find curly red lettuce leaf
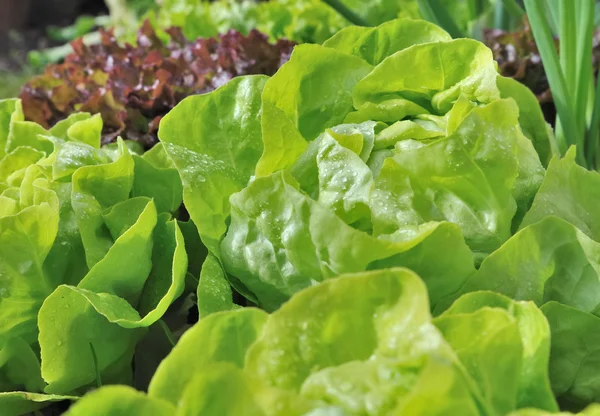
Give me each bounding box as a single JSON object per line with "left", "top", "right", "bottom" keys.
{"left": 20, "top": 20, "right": 295, "bottom": 149}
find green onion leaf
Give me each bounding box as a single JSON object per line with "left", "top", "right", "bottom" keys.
{"left": 417, "top": 0, "right": 466, "bottom": 38}
{"left": 524, "top": 0, "right": 583, "bottom": 164}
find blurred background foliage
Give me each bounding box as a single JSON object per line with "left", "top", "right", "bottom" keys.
{"left": 0, "top": 0, "right": 599, "bottom": 118}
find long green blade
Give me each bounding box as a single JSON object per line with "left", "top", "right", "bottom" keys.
{"left": 586, "top": 76, "right": 600, "bottom": 168}
{"left": 499, "top": 0, "right": 525, "bottom": 18}
{"left": 467, "top": 0, "right": 483, "bottom": 19}
{"left": 524, "top": 0, "right": 582, "bottom": 163}
{"left": 575, "top": 0, "right": 595, "bottom": 131}
{"left": 494, "top": 1, "right": 509, "bottom": 30}
{"left": 417, "top": 0, "right": 466, "bottom": 38}
{"left": 545, "top": 0, "right": 560, "bottom": 35}
{"left": 559, "top": 0, "right": 577, "bottom": 96}
{"left": 321, "top": 0, "right": 370, "bottom": 26}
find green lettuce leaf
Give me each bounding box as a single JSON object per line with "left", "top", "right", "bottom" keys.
{"left": 50, "top": 113, "right": 103, "bottom": 148}
{"left": 0, "top": 102, "right": 190, "bottom": 407}
{"left": 159, "top": 75, "right": 268, "bottom": 253}
{"left": 256, "top": 44, "right": 373, "bottom": 176}
{"left": 25, "top": 17, "right": 580, "bottom": 415}
{"left": 197, "top": 254, "right": 238, "bottom": 317}
{"left": 449, "top": 216, "right": 600, "bottom": 315}
{"left": 39, "top": 208, "right": 187, "bottom": 394}
{"left": 64, "top": 385, "right": 175, "bottom": 415}
{"left": 175, "top": 362, "right": 315, "bottom": 416}
{"left": 152, "top": 20, "right": 535, "bottom": 316}
{"left": 521, "top": 148, "right": 600, "bottom": 241}
{"left": 541, "top": 302, "right": 600, "bottom": 408}
{"left": 437, "top": 291, "right": 557, "bottom": 412}
{"left": 497, "top": 75, "right": 558, "bottom": 167}
{"left": 244, "top": 268, "right": 452, "bottom": 391}
{"left": 141, "top": 268, "right": 552, "bottom": 415}
{"left": 221, "top": 171, "right": 474, "bottom": 311}
{"left": 71, "top": 140, "right": 136, "bottom": 269}
{"left": 149, "top": 0, "right": 421, "bottom": 45}
{"left": 370, "top": 99, "right": 532, "bottom": 253}
{"left": 509, "top": 406, "right": 600, "bottom": 416}
{"left": 0, "top": 391, "right": 76, "bottom": 416}
{"left": 132, "top": 152, "right": 183, "bottom": 214}
{"left": 323, "top": 18, "right": 451, "bottom": 66}
{"left": 148, "top": 308, "right": 267, "bottom": 404}
{"left": 352, "top": 39, "right": 499, "bottom": 122}
{"left": 0, "top": 337, "right": 44, "bottom": 394}
{"left": 0, "top": 99, "right": 24, "bottom": 159}
{"left": 0, "top": 186, "right": 59, "bottom": 344}
{"left": 165, "top": 19, "right": 549, "bottom": 320}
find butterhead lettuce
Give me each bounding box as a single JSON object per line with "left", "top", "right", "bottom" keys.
{"left": 5, "top": 16, "right": 600, "bottom": 415}
{"left": 0, "top": 99, "right": 191, "bottom": 414}
{"left": 156, "top": 17, "right": 600, "bottom": 415}
{"left": 73, "top": 269, "right": 557, "bottom": 415}
{"left": 160, "top": 18, "right": 549, "bottom": 314}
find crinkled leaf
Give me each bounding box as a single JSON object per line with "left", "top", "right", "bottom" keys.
{"left": 222, "top": 171, "right": 474, "bottom": 311}
{"left": 245, "top": 268, "right": 451, "bottom": 391}
{"left": 148, "top": 308, "right": 268, "bottom": 404}
{"left": 323, "top": 19, "right": 451, "bottom": 66}
{"left": 256, "top": 44, "right": 373, "bottom": 176}
{"left": 371, "top": 99, "right": 521, "bottom": 254}
{"left": 438, "top": 291, "right": 557, "bottom": 412}
{"left": 353, "top": 39, "right": 499, "bottom": 121}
